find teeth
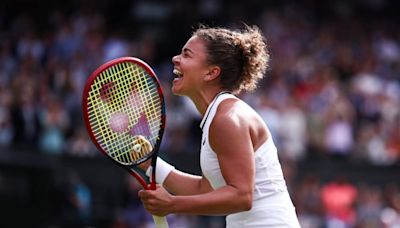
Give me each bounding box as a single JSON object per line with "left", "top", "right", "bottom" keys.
{"left": 173, "top": 69, "right": 183, "bottom": 77}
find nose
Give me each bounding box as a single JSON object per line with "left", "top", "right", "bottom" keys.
{"left": 172, "top": 55, "right": 179, "bottom": 65}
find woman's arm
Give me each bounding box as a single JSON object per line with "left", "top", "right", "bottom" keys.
{"left": 137, "top": 138, "right": 213, "bottom": 195}
{"left": 139, "top": 101, "right": 256, "bottom": 216}
{"left": 163, "top": 170, "right": 213, "bottom": 195}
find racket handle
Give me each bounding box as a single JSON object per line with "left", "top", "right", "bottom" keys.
{"left": 152, "top": 215, "right": 169, "bottom": 228}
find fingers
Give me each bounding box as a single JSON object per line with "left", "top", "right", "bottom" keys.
{"left": 131, "top": 135, "right": 153, "bottom": 163}
{"left": 132, "top": 135, "right": 153, "bottom": 153}
{"left": 138, "top": 190, "right": 162, "bottom": 216}
{"left": 135, "top": 135, "right": 153, "bottom": 153}
{"left": 138, "top": 185, "right": 171, "bottom": 217}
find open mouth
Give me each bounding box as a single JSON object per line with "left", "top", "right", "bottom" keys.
{"left": 173, "top": 69, "right": 183, "bottom": 78}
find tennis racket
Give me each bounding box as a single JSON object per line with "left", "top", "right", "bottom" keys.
{"left": 82, "top": 57, "right": 168, "bottom": 228}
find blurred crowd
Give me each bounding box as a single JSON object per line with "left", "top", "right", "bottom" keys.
{"left": 0, "top": 0, "right": 399, "bottom": 227}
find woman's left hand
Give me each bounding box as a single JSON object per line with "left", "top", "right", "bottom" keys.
{"left": 138, "top": 185, "right": 174, "bottom": 216}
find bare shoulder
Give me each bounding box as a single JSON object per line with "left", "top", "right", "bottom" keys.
{"left": 209, "top": 98, "right": 257, "bottom": 142}
{"left": 212, "top": 98, "right": 247, "bottom": 131}
{"left": 210, "top": 98, "right": 269, "bottom": 152}
{"left": 213, "top": 98, "right": 261, "bottom": 127}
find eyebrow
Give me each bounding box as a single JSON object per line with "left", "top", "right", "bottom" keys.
{"left": 183, "top": 48, "right": 194, "bottom": 55}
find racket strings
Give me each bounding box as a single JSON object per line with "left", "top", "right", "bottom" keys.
{"left": 87, "top": 62, "right": 162, "bottom": 165}
{"left": 105, "top": 64, "right": 156, "bottom": 162}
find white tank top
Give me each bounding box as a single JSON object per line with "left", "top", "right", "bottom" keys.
{"left": 200, "top": 92, "right": 288, "bottom": 196}
{"left": 200, "top": 92, "right": 300, "bottom": 227}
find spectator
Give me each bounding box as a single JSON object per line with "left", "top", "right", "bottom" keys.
{"left": 321, "top": 175, "right": 358, "bottom": 228}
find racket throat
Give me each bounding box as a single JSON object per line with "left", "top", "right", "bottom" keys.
{"left": 150, "top": 161, "right": 157, "bottom": 190}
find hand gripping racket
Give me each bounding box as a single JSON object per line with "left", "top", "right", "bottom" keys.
{"left": 82, "top": 57, "right": 168, "bottom": 228}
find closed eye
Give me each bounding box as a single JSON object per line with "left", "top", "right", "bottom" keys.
{"left": 182, "top": 48, "right": 194, "bottom": 58}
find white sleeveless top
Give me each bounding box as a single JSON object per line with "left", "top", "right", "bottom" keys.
{"left": 200, "top": 92, "right": 300, "bottom": 227}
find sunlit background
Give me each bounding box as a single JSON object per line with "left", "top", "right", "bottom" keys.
{"left": 0, "top": 0, "right": 399, "bottom": 227}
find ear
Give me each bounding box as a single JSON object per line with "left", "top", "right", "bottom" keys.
{"left": 204, "top": 65, "right": 221, "bottom": 81}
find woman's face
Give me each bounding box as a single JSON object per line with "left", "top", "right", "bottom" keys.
{"left": 171, "top": 35, "right": 210, "bottom": 97}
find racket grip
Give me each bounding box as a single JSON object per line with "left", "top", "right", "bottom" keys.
{"left": 152, "top": 215, "right": 169, "bottom": 228}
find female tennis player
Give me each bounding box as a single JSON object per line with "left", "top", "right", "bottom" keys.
{"left": 138, "top": 25, "right": 301, "bottom": 227}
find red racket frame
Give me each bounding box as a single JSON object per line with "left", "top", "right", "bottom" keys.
{"left": 82, "top": 57, "right": 166, "bottom": 190}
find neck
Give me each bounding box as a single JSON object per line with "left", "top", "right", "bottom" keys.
{"left": 190, "top": 89, "right": 227, "bottom": 117}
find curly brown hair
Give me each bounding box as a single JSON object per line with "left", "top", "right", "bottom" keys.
{"left": 193, "top": 25, "right": 270, "bottom": 94}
